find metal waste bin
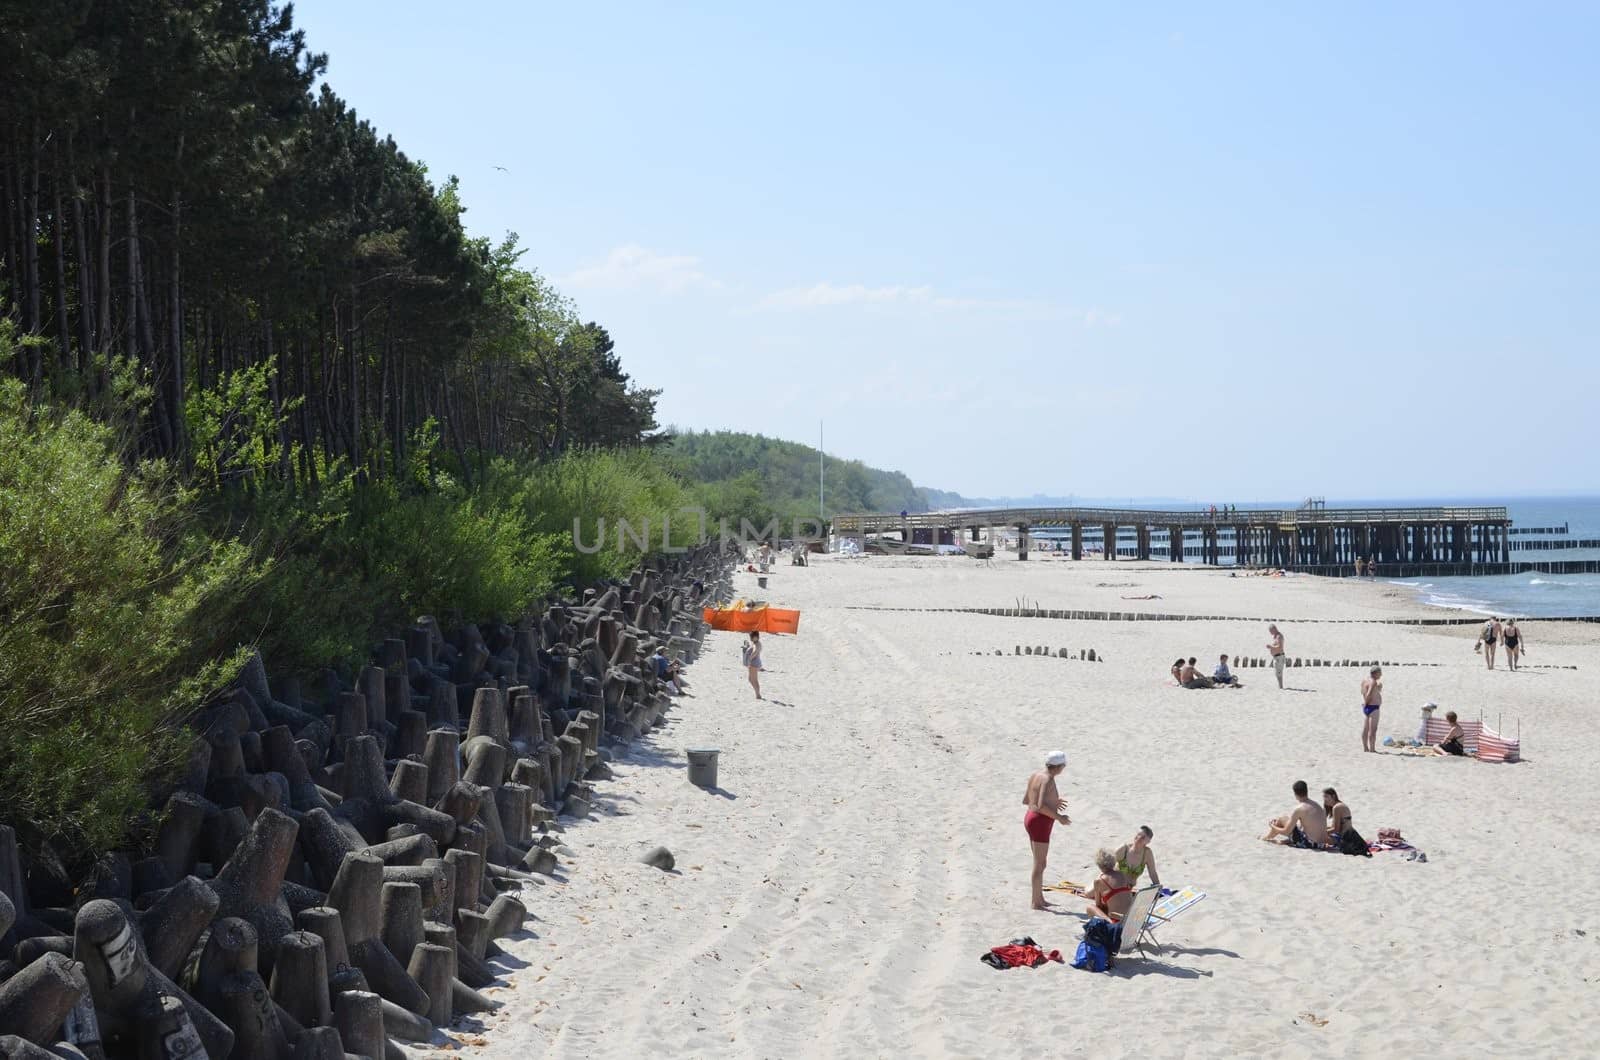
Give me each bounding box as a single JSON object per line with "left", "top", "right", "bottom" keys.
{"left": 757, "top": 575, "right": 768, "bottom": 589}
{"left": 686, "top": 748, "right": 719, "bottom": 789}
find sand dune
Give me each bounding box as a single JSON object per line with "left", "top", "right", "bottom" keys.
{"left": 447, "top": 556, "right": 1600, "bottom": 1059}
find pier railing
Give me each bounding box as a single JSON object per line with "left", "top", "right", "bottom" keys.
{"left": 830, "top": 505, "right": 1511, "bottom": 533}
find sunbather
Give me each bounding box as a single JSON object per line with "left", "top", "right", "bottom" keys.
{"left": 1262, "top": 780, "right": 1329, "bottom": 848}
{"left": 1322, "top": 788, "right": 1351, "bottom": 845}
{"left": 1180, "top": 657, "right": 1215, "bottom": 689}
{"left": 1423, "top": 711, "right": 1467, "bottom": 756}
{"left": 1084, "top": 849, "right": 1136, "bottom": 923}
{"left": 1022, "top": 751, "right": 1072, "bottom": 910}
{"left": 1113, "top": 826, "right": 1161, "bottom": 887}
{"left": 1170, "top": 658, "right": 1185, "bottom": 684}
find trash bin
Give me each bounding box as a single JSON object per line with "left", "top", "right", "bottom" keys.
{"left": 686, "top": 748, "right": 719, "bottom": 789}
{"left": 757, "top": 575, "right": 768, "bottom": 589}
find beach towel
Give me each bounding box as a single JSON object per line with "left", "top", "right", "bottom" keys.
{"left": 980, "top": 937, "right": 1063, "bottom": 969}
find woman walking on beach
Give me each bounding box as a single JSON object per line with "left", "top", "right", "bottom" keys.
{"left": 1360, "top": 667, "right": 1383, "bottom": 752}
{"left": 1022, "top": 751, "right": 1071, "bottom": 910}
{"left": 1479, "top": 617, "right": 1501, "bottom": 670}
{"left": 1503, "top": 619, "right": 1524, "bottom": 670}
{"left": 742, "top": 631, "right": 763, "bottom": 699}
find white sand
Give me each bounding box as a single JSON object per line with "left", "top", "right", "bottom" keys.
{"left": 448, "top": 556, "right": 1600, "bottom": 1058}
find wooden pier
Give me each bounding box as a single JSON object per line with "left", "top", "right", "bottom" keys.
{"left": 830, "top": 505, "right": 1519, "bottom": 572}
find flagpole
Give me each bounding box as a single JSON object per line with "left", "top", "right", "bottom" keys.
{"left": 819, "top": 419, "right": 825, "bottom": 524}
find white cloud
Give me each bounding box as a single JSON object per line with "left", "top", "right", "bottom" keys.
{"left": 562, "top": 244, "right": 721, "bottom": 294}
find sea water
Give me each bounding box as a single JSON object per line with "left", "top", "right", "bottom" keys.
{"left": 1371, "top": 495, "right": 1600, "bottom": 618}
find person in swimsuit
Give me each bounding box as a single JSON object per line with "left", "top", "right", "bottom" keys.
{"left": 1171, "top": 658, "right": 1186, "bottom": 685}
{"left": 1022, "top": 751, "right": 1071, "bottom": 910}
{"left": 1180, "top": 657, "right": 1215, "bottom": 689}
{"left": 744, "top": 631, "right": 763, "bottom": 699}
{"left": 1266, "top": 624, "right": 1286, "bottom": 689}
{"left": 1085, "top": 849, "right": 1135, "bottom": 923}
{"left": 1480, "top": 617, "right": 1500, "bottom": 670}
{"left": 1113, "top": 826, "right": 1161, "bottom": 887}
{"left": 1262, "top": 780, "right": 1330, "bottom": 847}
{"left": 1360, "top": 667, "right": 1382, "bottom": 753}
{"left": 1503, "top": 619, "right": 1524, "bottom": 671}
{"left": 1322, "top": 788, "right": 1351, "bottom": 848}
{"left": 1426, "top": 710, "right": 1467, "bottom": 756}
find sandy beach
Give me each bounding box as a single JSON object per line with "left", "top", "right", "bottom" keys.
{"left": 445, "top": 555, "right": 1600, "bottom": 1059}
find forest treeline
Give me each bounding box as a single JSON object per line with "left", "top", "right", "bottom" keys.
{"left": 0, "top": 0, "right": 657, "bottom": 475}
{"left": 0, "top": 1, "right": 964, "bottom": 858}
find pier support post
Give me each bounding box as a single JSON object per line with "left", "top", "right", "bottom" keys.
{"left": 1071, "top": 523, "right": 1083, "bottom": 561}
{"left": 1017, "top": 525, "right": 1029, "bottom": 562}
{"left": 1102, "top": 523, "right": 1116, "bottom": 560}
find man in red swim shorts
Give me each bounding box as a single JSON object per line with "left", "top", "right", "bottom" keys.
{"left": 1022, "top": 750, "right": 1072, "bottom": 910}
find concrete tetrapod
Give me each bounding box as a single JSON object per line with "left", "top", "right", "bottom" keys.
{"left": 139, "top": 876, "right": 219, "bottom": 981}
{"left": 325, "top": 852, "right": 429, "bottom": 1017}
{"left": 377, "top": 883, "right": 424, "bottom": 978}
{"left": 72, "top": 899, "right": 234, "bottom": 1059}
{"left": 405, "top": 944, "right": 453, "bottom": 1027}
{"left": 269, "top": 931, "right": 331, "bottom": 1030}
{"left": 136, "top": 993, "right": 206, "bottom": 1060}
{"left": 331, "top": 990, "right": 383, "bottom": 1060}
{"left": 215, "top": 969, "right": 290, "bottom": 1060}
{"left": 334, "top": 736, "right": 455, "bottom": 848}
{"left": 0, "top": 952, "right": 89, "bottom": 1045}
{"left": 208, "top": 807, "right": 298, "bottom": 978}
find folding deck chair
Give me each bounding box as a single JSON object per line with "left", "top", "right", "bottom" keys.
{"left": 1135, "top": 886, "right": 1208, "bottom": 955}
{"left": 1117, "top": 884, "right": 1164, "bottom": 959}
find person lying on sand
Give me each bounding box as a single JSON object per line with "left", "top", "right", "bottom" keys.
{"left": 1262, "top": 781, "right": 1329, "bottom": 848}
{"left": 1084, "top": 849, "right": 1136, "bottom": 923}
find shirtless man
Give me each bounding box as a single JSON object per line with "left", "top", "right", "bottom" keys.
{"left": 1262, "top": 780, "right": 1329, "bottom": 847}
{"left": 1266, "top": 624, "right": 1286, "bottom": 689}
{"left": 1360, "top": 666, "right": 1383, "bottom": 752}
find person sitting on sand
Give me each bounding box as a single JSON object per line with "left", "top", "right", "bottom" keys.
{"left": 1181, "top": 657, "right": 1215, "bottom": 689}
{"left": 1171, "top": 658, "right": 1186, "bottom": 684}
{"left": 1213, "top": 653, "right": 1240, "bottom": 687}
{"left": 1323, "top": 788, "right": 1351, "bottom": 846}
{"left": 653, "top": 645, "right": 686, "bottom": 694}
{"left": 1114, "top": 826, "right": 1161, "bottom": 887}
{"left": 1022, "top": 751, "right": 1072, "bottom": 910}
{"left": 1084, "top": 849, "right": 1136, "bottom": 923}
{"left": 1425, "top": 711, "right": 1467, "bottom": 756}
{"left": 1262, "top": 781, "right": 1330, "bottom": 848}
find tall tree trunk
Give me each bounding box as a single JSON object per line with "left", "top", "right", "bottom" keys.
{"left": 97, "top": 167, "right": 112, "bottom": 375}
{"left": 51, "top": 151, "right": 72, "bottom": 382}
{"left": 25, "top": 121, "right": 44, "bottom": 386}
{"left": 70, "top": 137, "right": 95, "bottom": 375}
{"left": 168, "top": 144, "right": 184, "bottom": 457}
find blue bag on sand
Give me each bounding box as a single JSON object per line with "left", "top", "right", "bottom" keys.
{"left": 1071, "top": 940, "right": 1108, "bottom": 972}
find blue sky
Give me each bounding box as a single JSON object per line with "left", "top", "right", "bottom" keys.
{"left": 294, "top": 2, "right": 1598, "bottom": 501}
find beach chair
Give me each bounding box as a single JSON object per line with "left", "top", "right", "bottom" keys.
{"left": 1117, "top": 884, "right": 1164, "bottom": 958}
{"left": 1137, "top": 886, "right": 1208, "bottom": 954}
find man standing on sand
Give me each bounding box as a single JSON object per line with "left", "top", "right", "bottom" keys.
{"left": 1361, "top": 666, "right": 1383, "bottom": 752}
{"left": 1266, "top": 624, "right": 1286, "bottom": 688}
{"left": 1262, "top": 780, "right": 1329, "bottom": 847}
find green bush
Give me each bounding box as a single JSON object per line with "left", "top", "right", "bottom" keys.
{"left": 0, "top": 355, "right": 253, "bottom": 858}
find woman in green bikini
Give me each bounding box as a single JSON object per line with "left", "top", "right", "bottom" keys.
{"left": 1112, "top": 825, "right": 1161, "bottom": 888}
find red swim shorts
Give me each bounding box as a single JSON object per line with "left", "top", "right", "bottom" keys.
{"left": 1024, "top": 810, "right": 1054, "bottom": 843}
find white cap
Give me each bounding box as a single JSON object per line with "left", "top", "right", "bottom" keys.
{"left": 1422, "top": 700, "right": 1438, "bottom": 710}
{"left": 1045, "top": 750, "right": 1067, "bottom": 767}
